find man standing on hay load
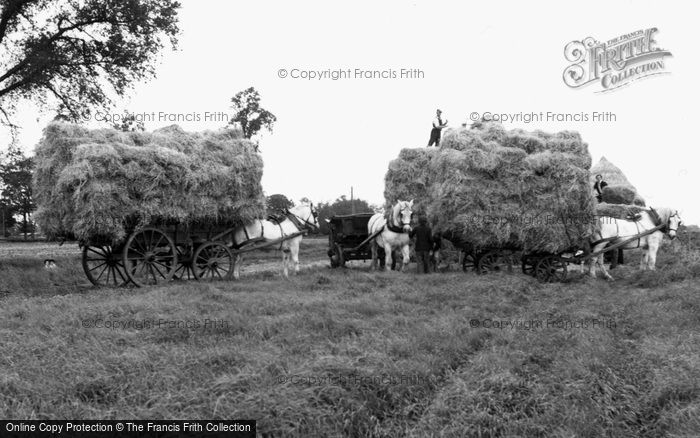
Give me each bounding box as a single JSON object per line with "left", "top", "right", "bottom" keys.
{"left": 593, "top": 174, "right": 608, "bottom": 203}
{"left": 427, "top": 109, "right": 448, "bottom": 147}
{"left": 410, "top": 216, "right": 433, "bottom": 274}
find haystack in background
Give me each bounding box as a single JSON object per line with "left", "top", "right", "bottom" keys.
{"left": 384, "top": 121, "right": 595, "bottom": 253}
{"left": 591, "top": 157, "right": 645, "bottom": 206}
{"left": 590, "top": 156, "right": 637, "bottom": 187}
{"left": 33, "top": 123, "right": 265, "bottom": 244}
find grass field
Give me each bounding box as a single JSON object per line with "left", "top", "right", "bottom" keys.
{"left": 2, "top": 236, "right": 700, "bottom": 437}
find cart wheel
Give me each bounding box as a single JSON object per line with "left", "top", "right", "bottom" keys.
{"left": 173, "top": 244, "right": 196, "bottom": 281}
{"left": 535, "top": 256, "right": 568, "bottom": 283}
{"left": 82, "top": 245, "right": 129, "bottom": 287}
{"left": 334, "top": 243, "right": 346, "bottom": 268}
{"left": 328, "top": 245, "right": 340, "bottom": 268}
{"left": 193, "top": 242, "right": 234, "bottom": 281}
{"left": 521, "top": 256, "right": 537, "bottom": 276}
{"left": 123, "top": 227, "right": 177, "bottom": 287}
{"left": 477, "top": 250, "right": 512, "bottom": 274}
{"left": 462, "top": 251, "right": 476, "bottom": 272}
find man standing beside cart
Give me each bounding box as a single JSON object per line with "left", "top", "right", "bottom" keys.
{"left": 410, "top": 216, "right": 433, "bottom": 274}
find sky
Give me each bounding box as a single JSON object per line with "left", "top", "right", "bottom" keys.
{"left": 4, "top": 0, "right": 699, "bottom": 224}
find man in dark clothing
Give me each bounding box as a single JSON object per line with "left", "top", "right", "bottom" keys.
{"left": 593, "top": 173, "right": 623, "bottom": 266}
{"left": 430, "top": 232, "right": 442, "bottom": 272}
{"left": 593, "top": 174, "right": 607, "bottom": 203}
{"left": 410, "top": 216, "right": 433, "bottom": 274}
{"left": 427, "top": 109, "right": 448, "bottom": 147}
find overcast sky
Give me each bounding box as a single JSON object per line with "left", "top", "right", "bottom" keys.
{"left": 5, "top": 0, "right": 699, "bottom": 224}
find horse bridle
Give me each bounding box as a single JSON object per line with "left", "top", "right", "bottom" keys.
{"left": 667, "top": 211, "right": 681, "bottom": 234}
{"left": 650, "top": 207, "right": 681, "bottom": 234}
{"left": 395, "top": 205, "right": 412, "bottom": 230}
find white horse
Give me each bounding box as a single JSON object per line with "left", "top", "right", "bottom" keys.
{"left": 588, "top": 206, "right": 682, "bottom": 280}
{"left": 368, "top": 200, "right": 414, "bottom": 271}
{"left": 231, "top": 204, "right": 319, "bottom": 278}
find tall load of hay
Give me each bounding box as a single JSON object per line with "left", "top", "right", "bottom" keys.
{"left": 33, "top": 123, "right": 266, "bottom": 244}
{"left": 384, "top": 148, "right": 437, "bottom": 216}
{"left": 384, "top": 121, "right": 595, "bottom": 253}
{"left": 590, "top": 157, "right": 645, "bottom": 206}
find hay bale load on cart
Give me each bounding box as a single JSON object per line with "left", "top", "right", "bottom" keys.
{"left": 33, "top": 122, "right": 266, "bottom": 286}
{"left": 384, "top": 121, "right": 596, "bottom": 279}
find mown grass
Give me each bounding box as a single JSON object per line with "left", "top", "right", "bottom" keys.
{"left": 1, "top": 238, "right": 699, "bottom": 437}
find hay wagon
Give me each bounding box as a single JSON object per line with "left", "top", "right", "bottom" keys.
{"left": 327, "top": 213, "right": 386, "bottom": 268}
{"left": 82, "top": 219, "right": 306, "bottom": 287}
{"left": 455, "top": 221, "right": 668, "bottom": 282}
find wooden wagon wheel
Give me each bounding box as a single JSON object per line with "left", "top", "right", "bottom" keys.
{"left": 82, "top": 244, "right": 129, "bottom": 287}
{"left": 477, "top": 250, "right": 512, "bottom": 274}
{"left": 329, "top": 243, "right": 344, "bottom": 268}
{"left": 462, "top": 251, "right": 476, "bottom": 272}
{"left": 521, "top": 255, "right": 538, "bottom": 276}
{"left": 192, "top": 242, "right": 234, "bottom": 281}
{"left": 329, "top": 252, "right": 339, "bottom": 268}
{"left": 334, "top": 243, "right": 346, "bottom": 268}
{"left": 535, "top": 255, "right": 568, "bottom": 283}
{"left": 173, "top": 244, "right": 196, "bottom": 281}
{"left": 122, "top": 227, "right": 177, "bottom": 287}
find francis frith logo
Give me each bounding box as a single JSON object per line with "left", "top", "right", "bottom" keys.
{"left": 563, "top": 28, "right": 672, "bottom": 92}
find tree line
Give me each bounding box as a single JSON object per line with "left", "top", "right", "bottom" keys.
{"left": 0, "top": 145, "right": 33, "bottom": 237}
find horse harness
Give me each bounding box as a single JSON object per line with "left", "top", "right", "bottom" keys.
{"left": 590, "top": 207, "right": 678, "bottom": 249}
{"left": 238, "top": 208, "right": 318, "bottom": 251}
{"left": 386, "top": 206, "right": 412, "bottom": 233}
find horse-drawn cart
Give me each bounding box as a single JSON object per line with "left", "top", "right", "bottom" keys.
{"left": 83, "top": 213, "right": 311, "bottom": 287}
{"left": 82, "top": 221, "right": 238, "bottom": 288}
{"left": 456, "top": 211, "right": 675, "bottom": 282}
{"left": 327, "top": 213, "right": 385, "bottom": 268}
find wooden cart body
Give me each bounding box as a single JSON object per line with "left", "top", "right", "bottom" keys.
{"left": 327, "top": 213, "right": 385, "bottom": 267}
{"left": 447, "top": 221, "right": 667, "bottom": 282}
{"left": 81, "top": 217, "right": 307, "bottom": 287}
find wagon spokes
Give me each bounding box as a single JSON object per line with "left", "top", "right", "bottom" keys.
{"left": 122, "top": 227, "right": 177, "bottom": 287}
{"left": 192, "top": 242, "right": 234, "bottom": 281}
{"left": 82, "top": 244, "right": 129, "bottom": 288}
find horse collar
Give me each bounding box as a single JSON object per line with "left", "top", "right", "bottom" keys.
{"left": 285, "top": 209, "right": 317, "bottom": 231}
{"left": 387, "top": 209, "right": 409, "bottom": 233}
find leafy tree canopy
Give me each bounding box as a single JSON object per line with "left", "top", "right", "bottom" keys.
{"left": 0, "top": 0, "right": 181, "bottom": 136}
{"left": 229, "top": 87, "right": 276, "bottom": 141}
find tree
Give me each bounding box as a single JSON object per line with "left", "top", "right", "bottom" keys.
{"left": 0, "top": 197, "right": 17, "bottom": 237}
{"left": 0, "top": 145, "right": 34, "bottom": 239}
{"left": 266, "top": 193, "right": 294, "bottom": 216}
{"left": 0, "top": 0, "right": 181, "bottom": 136}
{"left": 229, "top": 87, "right": 276, "bottom": 142}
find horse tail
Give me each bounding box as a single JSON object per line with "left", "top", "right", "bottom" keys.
{"left": 367, "top": 214, "right": 383, "bottom": 235}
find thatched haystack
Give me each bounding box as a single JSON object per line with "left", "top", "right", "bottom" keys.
{"left": 33, "top": 123, "right": 265, "bottom": 244}
{"left": 384, "top": 121, "right": 595, "bottom": 253}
